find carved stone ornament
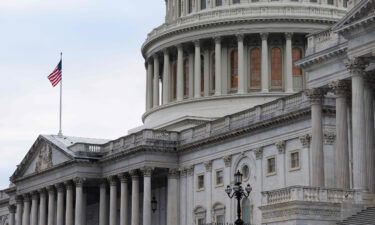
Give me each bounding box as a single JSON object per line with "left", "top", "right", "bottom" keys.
{"left": 186, "top": 166, "right": 194, "bottom": 176}
{"left": 74, "top": 177, "right": 86, "bottom": 187}
{"left": 35, "top": 144, "right": 53, "bottom": 173}
{"left": 118, "top": 173, "right": 129, "bottom": 183}
{"left": 168, "top": 168, "right": 180, "bottom": 178}
{"left": 328, "top": 80, "right": 350, "bottom": 97}
{"left": 223, "top": 155, "right": 232, "bottom": 167}
{"left": 8, "top": 205, "right": 16, "bottom": 213}
{"left": 285, "top": 32, "right": 293, "bottom": 40}
{"left": 305, "top": 88, "right": 326, "bottom": 104}
{"left": 129, "top": 169, "right": 140, "bottom": 178}
{"left": 140, "top": 167, "right": 154, "bottom": 177}
{"left": 179, "top": 168, "right": 187, "bottom": 178}
{"left": 260, "top": 32, "right": 269, "bottom": 41}
{"left": 275, "top": 141, "right": 286, "bottom": 154}
{"left": 346, "top": 57, "right": 369, "bottom": 75}
{"left": 324, "top": 132, "right": 336, "bottom": 145}
{"left": 204, "top": 160, "right": 213, "bottom": 172}
{"left": 299, "top": 134, "right": 311, "bottom": 148}
{"left": 254, "top": 147, "right": 263, "bottom": 160}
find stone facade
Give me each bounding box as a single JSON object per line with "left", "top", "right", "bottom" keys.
{"left": 1, "top": 0, "right": 375, "bottom": 225}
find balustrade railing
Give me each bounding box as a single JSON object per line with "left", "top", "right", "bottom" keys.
{"left": 262, "top": 186, "right": 357, "bottom": 205}
{"left": 306, "top": 29, "right": 345, "bottom": 56}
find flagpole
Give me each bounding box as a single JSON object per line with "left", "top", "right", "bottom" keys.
{"left": 58, "top": 52, "right": 63, "bottom": 137}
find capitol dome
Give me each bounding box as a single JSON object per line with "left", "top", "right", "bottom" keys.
{"left": 137, "top": 0, "right": 347, "bottom": 132}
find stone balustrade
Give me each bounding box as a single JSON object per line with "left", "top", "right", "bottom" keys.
{"left": 306, "top": 29, "right": 345, "bottom": 56}
{"left": 147, "top": 3, "right": 346, "bottom": 42}
{"left": 262, "top": 186, "right": 358, "bottom": 205}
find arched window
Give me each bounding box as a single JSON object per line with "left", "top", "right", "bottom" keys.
{"left": 201, "top": 0, "right": 207, "bottom": 10}
{"left": 216, "top": 0, "right": 223, "bottom": 6}
{"left": 194, "top": 206, "right": 207, "bottom": 225}
{"left": 172, "top": 61, "right": 177, "bottom": 100}
{"left": 271, "top": 47, "right": 283, "bottom": 88}
{"left": 250, "top": 48, "right": 261, "bottom": 88}
{"left": 242, "top": 199, "right": 251, "bottom": 224}
{"left": 292, "top": 48, "right": 303, "bottom": 76}
{"left": 183, "top": 59, "right": 189, "bottom": 97}
{"left": 230, "top": 49, "right": 238, "bottom": 90}
{"left": 188, "top": 0, "right": 193, "bottom": 13}
{"left": 211, "top": 53, "right": 216, "bottom": 92}
{"left": 201, "top": 55, "right": 205, "bottom": 92}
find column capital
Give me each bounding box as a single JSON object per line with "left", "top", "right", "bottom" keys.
{"left": 214, "top": 36, "right": 222, "bottom": 44}
{"left": 129, "top": 169, "right": 141, "bottom": 178}
{"left": 260, "top": 32, "right": 269, "bottom": 41}
{"left": 47, "top": 185, "right": 55, "bottom": 193}
{"left": 55, "top": 183, "right": 65, "bottom": 193}
{"left": 299, "top": 134, "right": 311, "bottom": 148}
{"left": 38, "top": 188, "right": 47, "bottom": 195}
{"left": 179, "top": 168, "right": 187, "bottom": 178}
{"left": 64, "top": 180, "right": 74, "bottom": 190}
{"left": 163, "top": 48, "right": 169, "bottom": 55}
{"left": 285, "top": 32, "right": 293, "bottom": 40}
{"left": 305, "top": 88, "right": 327, "bottom": 104}
{"left": 194, "top": 40, "right": 201, "bottom": 47}
{"left": 204, "top": 161, "right": 213, "bottom": 172}
{"left": 168, "top": 168, "right": 180, "bottom": 178}
{"left": 118, "top": 173, "right": 129, "bottom": 183}
{"left": 186, "top": 166, "right": 194, "bottom": 176}
{"left": 107, "top": 176, "right": 118, "bottom": 186}
{"left": 15, "top": 196, "right": 23, "bottom": 204}
{"left": 324, "top": 132, "right": 336, "bottom": 145}
{"left": 275, "top": 140, "right": 286, "bottom": 154}
{"left": 223, "top": 155, "right": 232, "bottom": 167}
{"left": 176, "top": 44, "right": 183, "bottom": 50}
{"left": 254, "top": 147, "right": 263, "bottom": 160}
{"left": 236, "top": 33, "right": 245, "bottom": 42}
{"left": 73, "top": 177, "right": 86, "bottom": 187}
{"left": 31, "top": 191, "right": 39, "bottom": 200}
{"left": 346, "top": 57, "right": 369, "bottom": 76}
{"left": 8, "top": 205, "right": 16, "bottom": 213}
{"left": 140, "top": 167, "right": 154, "bottom": 177}
{"left": 23, "top": 194, "right": 31, "bottom": 202}
{"left": 329, "top": 80, "right": 351, "bottom": 97}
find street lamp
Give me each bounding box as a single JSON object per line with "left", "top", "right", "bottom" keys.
{"left": 151, "top": 196, "right": 158, "bottom": 213}
{"left": 225, "top": 170, "right": 252, "bottom": 225}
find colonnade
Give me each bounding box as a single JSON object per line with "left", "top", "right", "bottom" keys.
{"left": 7, "top": 168, "right": 179, "bottom": 225}
{"left": 145, "top": 32, "right": 302, "bottom": 111}
{"left": 307, "top": 57, "right": 375, "bottom": 191}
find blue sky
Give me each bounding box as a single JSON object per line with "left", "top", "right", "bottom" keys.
{"left": 0, "top": 0, "right": 165, "bottom": 189}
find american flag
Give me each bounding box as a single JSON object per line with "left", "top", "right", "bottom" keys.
{"left": 47, "top": 59, "right": 62, "bottom": 87}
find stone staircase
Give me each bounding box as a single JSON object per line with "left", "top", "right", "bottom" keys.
{"left": 337, "top": 207, "right": 375, "bottom": 225}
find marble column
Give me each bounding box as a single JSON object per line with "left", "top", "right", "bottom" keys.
{"left": 347, "top": 58, "right": 369, "bottom": 190}
{"left": 99, "top": 180, "right": 108, "bottom": 225}
{"left": 153, "top": 56, "right": 160, "bottom": 107}
{"left": 163, "top": 49, "right": 171, "bottom": 104}
{"left": 365, "top": 80, "right": 375, "bottom": 192}
{"left": 306, "top": 88, "right": 325, "bottom": 187}
{"left": 47, "top": 186, "right": 56, "bottom": 225}
{"left": 186, "top": 167, "right": 194, "bottom": 225}
{"left": 141, "top": 167, "right": 153, "bottom": 225}
{"left": 119, "top": 174, "right": 129, "bottom": 225}
{"left": 204, "top": 161, "right": 213, "bottom": 223}
{"left": 285, "top": 33, "right": 293, "bottom": 93}
{"left": 329, "top": 81, "right": 350, "bottom": 189}
{"left": 179, "top": 169, "right": 187, "bottom": 225}
{"left": 56, "top": 184, "right": 64, "bottom": 225}
{"left": 261, "top": 33, "right": 269, "bottom": 93}
{"left": 223, "top": 155, "right": 232, "bottom": 223}
{"left": 108, "top": 176, "right": 118, "bottom": 225}
{"left": 237, "top": 34, "right": 246, "bottom": 94}
{"left": 146, "top": 61, "right": 153, "bottom": 111}
{"left": 30, "top": 192, "right": 38, "bottom": 225}
{"left": 299, "top": 135, "right": 312, "bottom": 185}
{"left": 9, "top": 205, "right": 16, "bottom": 225}
{"left": 177, "top": 45, "right": 184, "bottom": 101}
{"left": 65, "top": 181, "right": 74, "bottom": 225}
{"left": 167, "top": 169, "right": 179, "bottom": 225}
{"left": 39, "top": 189, "right": 47, "bottom": 225}
{"left": 22, "top": 194, "right": 30, "bottom": 225}
{"left": 203, "top": 48, "right": 210, "bottom": 97}
{"left": 130, "top": 170, "right": 140, "bottom": 225}
{"left": 188, "top": 51, "right": 194, "bottom": 98}
{"left": 15, "top": 197, "right": 23, "bottom": 225}
{"left": 194, "top": 40, "right": 202, "bottom": 98}
{"left": 214, "top": 36, "right": 222, "bottom": 96}
{"left": 74, "top": 178, "right": 85, "bottom": 225}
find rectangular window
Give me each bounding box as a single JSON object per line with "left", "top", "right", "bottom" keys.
{"left": 216, "top": 215, "right": 225, "bottom": 224}
{"left": 197, "top": 218, "right": 205, "bottom": 225}
{"left": 216, "top": 170, "right": 224, "bottom": 186}
{"left": 290, "top": 151, "right": 300, "bottom": 170}
{"left": 201, "top": 0, "right": 206, "bottom": 10}
{"left": 197, "top": 174, "right": 205, "bottom": 190}
{"left": 216, "top": 0, "right": 223, "bottom": 6}
{"left": 267, "top": 157, "right": 276, "bottom": 175}
{"left": 233, "top": 0, "right": 241, "bottom": 4}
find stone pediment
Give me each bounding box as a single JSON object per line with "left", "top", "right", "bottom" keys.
{"left": 10, "top": 135, "right": 74, "bottom": 181}
{"left": 333, "top": 0, "right": 375, "bottom": 32}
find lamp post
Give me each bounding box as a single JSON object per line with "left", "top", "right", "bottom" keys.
{"left": 151, "top": 196, "right": 157, "bottom": 213}
{"left": 225, "top": 170, "right": 252, "bottom": 225}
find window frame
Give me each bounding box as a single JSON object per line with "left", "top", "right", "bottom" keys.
{"left": 266, "top": 155, "right": 277, "bottom": 176}
{"left": 229, "top": 48, "right": 239, "bottom": 92}
{"left": 215, "top": 169, "right": 224, "bottom": 187}
{"left": 241, "top": 164, "right": 250, "bottom": 182}
{"left": 197, "top": 173, "right": 205, "bottom": 191}
{"left": 248, "top": 46, "right": 262, "bottom": 90}
{"left": 269, "top": 46, "right": 284, "bottom": 91}
{"left": 289, "top": 150, "right": 301, "bottom": 171}
{"left": 210, "top": 51, "right": 216, "bottom": 94}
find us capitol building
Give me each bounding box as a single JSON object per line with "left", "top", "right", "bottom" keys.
{"left": 1, "top": 0, "right": 375, "bottom": 225}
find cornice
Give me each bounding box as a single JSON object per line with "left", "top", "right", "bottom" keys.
{"left": 297, "top": 44, "right": 348, "bottom": 68}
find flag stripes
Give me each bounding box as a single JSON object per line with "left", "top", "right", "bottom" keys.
{"left": 48, "top": 60, "right": 62, "bottom": 87}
